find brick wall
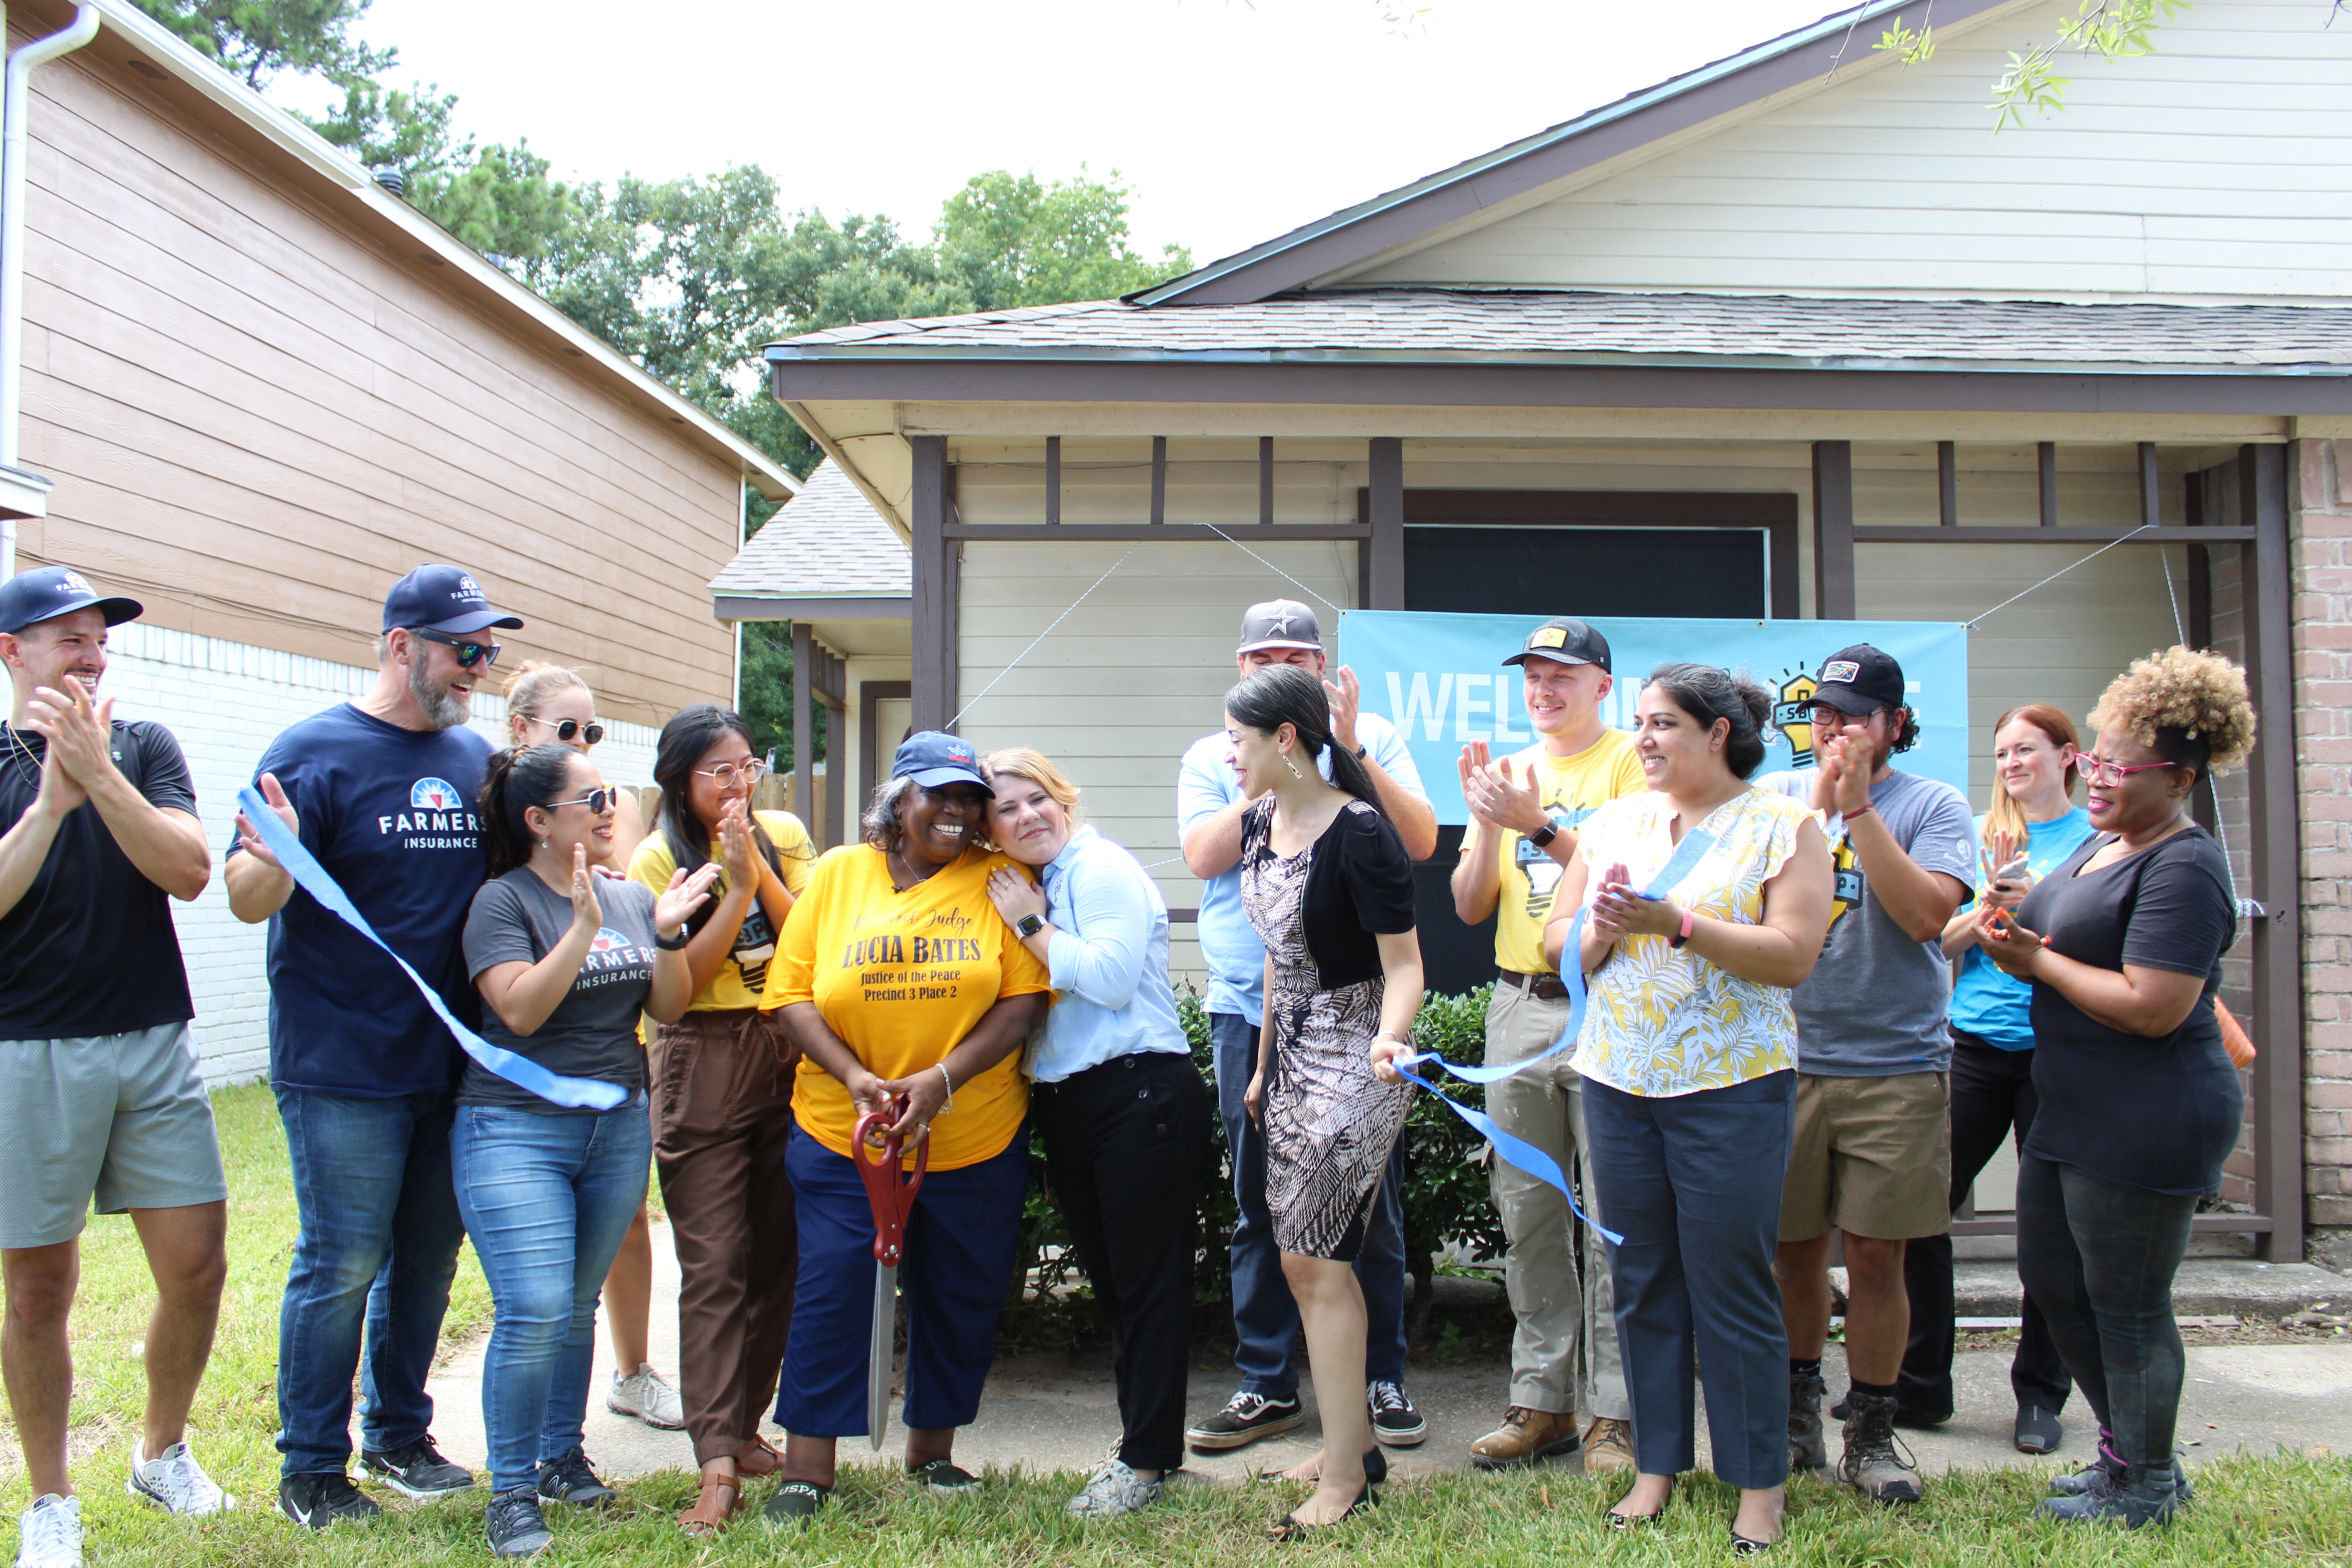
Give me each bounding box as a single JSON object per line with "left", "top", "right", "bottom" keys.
{"left": 2293, "top": 439, "right": 2352, "bottom": 1235}
{"left": 98, "top": 625, "right": 658, "bottom": 1083}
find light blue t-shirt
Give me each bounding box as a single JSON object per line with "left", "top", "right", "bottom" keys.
{"left": 1029, "top": 825, "right": 1192, "bottom": 1083}
{"left": 1947, "top": 806, "right": 2098, "bottom": 1051}
{"left": 1175, "top": 709, "right": 1424, "bottom": 1028}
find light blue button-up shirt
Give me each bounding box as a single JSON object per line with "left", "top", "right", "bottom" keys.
{"left": 1029, "top": 824, "right": 1192, "bottom": 1083}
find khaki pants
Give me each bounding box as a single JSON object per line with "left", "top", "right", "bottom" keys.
{"left": 1484, "top": 979, "right": 1629, "bottom": 1422}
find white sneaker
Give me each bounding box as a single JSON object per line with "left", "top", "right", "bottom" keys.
{"left": 127, "top": 1437, "right": 235, "bottom": 1517}
{"left": 15, "top": 1494, "right": 81, "bottom": 1568}
{"left": 1066, "top": 1457, "right": 1163, "bottom": 1519}
{"left": 606, "top": 1363, "right": 685, "bottom": 1430}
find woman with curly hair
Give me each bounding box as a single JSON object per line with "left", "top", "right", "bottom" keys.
{"left": 1974, "top": 647, "right": 2255, "bottom": 1529}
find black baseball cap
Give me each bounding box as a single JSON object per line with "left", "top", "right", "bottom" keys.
{"left": 1502, "top": 616, "right": 1611, "bottom": 674}
{"left": 0, "top": 565, "right": 142, "bottom": 635}
{"left": 1236, "top": 599, "right": 1322, "bottom": 655}
{"left": 1812, "top": 644, "right": 1906, "bottom": 716}
{"left": 381, "top": 564, "right": 524, "bottom": 636}
{"left": 893, "top": 730, "right": 994, "bottom": 794}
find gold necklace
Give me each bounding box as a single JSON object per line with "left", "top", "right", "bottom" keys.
{"left": 0, "top": 722, "right": 43, "bottom": 794}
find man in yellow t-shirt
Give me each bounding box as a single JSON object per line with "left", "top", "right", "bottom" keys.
{"left": 1448, "top": 616, "right": 1646, "bottom": 1474}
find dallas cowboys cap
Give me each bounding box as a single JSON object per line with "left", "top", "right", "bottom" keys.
{"left": 382, "top": 564, "right": 524, "bottom": 636}
{"left": 893, "top": 730, "right": 994, "bottom": 794}
{"left": 1236, "top": 598, "right": 1322, "bottom": 655}
{"left": 1812, "top": 643, "right": 1906, "bottom": 717}
{"left": 1501, "top": 616, "right": 1611, "bottom": 674}
{"left": 0, "top": 565, "right": 142, "bottom": 635}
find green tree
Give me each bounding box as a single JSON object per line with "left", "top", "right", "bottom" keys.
{"left": 409, "top": 140, "right": 573, "bottom": 265}
{"left": 127, "top": 0, "right": 389, "bottom": 88}
{"left": 935, "top": 169, "right": 1192, "bottom": 309}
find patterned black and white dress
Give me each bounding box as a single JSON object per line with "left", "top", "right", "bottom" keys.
{"left": 1242, "top": 798, "right": 1414, "bottom": 1261}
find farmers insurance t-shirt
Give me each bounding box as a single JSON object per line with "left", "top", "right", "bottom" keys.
{"left": 461, "top": 869, "right": 659, "bottom": 1112}
{"left": 627, "top": 810, "right": 814, "bottom": 1009}
{"left": 1489, "top": 729, "right": 1646, "bottom": 976}
{"left": 0, "top": 721, "right": 196, "bottom": 1039}
{"left": 230, "top": 703, "right": 495, "bottom": 1097}
{"left": 770, "top": 843, "right": 1051, "bottom": 1171}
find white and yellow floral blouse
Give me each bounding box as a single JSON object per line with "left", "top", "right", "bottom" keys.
{"left": 1568, "top": 787, "right": 1813, "bottom": 1099}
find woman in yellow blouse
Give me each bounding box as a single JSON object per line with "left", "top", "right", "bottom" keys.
{"left": 1544, "top": 665, "right": 1831, "bottom": 1553}
{"left": 760, "top": 732, "right": 1050, "bottom": 1526}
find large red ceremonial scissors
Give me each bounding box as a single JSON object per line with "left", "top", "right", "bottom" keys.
{"left": 852, "top": 1097, "right": 927, "bottom": 1451}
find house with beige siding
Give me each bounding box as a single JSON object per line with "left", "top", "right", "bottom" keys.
{"left": 726, "top": 0, "right": 2352, "bottom": 1258}
{"left": 0, "top": 0, "right": 797, "bottom": 1078}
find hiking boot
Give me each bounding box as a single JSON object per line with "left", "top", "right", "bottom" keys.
{"left": 1581, "top": 1416, "right": 1637, "bottom": 1475}
{"left": 606, "top": 1363, "right": 685, "bottom": 1431}
{"left": 1469, "top": 1406, "right": 1581, "bottom": 1470}
{"left": 534, "top": 1447, "right": 617, "bottom": 1508}
{"left": 2051, "top": 1433, "right": 2195, "bottom": 1503}
{"left": 1788, "top": 1371, "right": 1829, "bottom": 1476}
{"left": 128, "top": 1438, "right": 235, "bottom": 1516}
{"left": 1837, "top": 1389, "right": 1922, "bottom": 1504}
{"left": 361, "top": 1436, "right": 476, "bottom": 1499}
{"left": 485, "top": 1486, "right": 553, "bottom": 1558}
{"left": 1186, "top": 1390, "right": 1304, "bottom": 1451}
{"left": 1067, "top": 1458, "right": 1164, "bottom": 1519}
{"left": 277, "top": 1472, "right": 381, "bottom": 1529}
{"left": 15, "top": 1495, "right": 81, "bottom": 1568}
{"left": 2038, "top": 1460, "right": 2184, "bottom": 1527}
{"left": 1367, "top": 1380, "right": 1426, "bottom": 1446}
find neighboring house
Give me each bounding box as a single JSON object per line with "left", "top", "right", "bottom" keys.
{"left": 2, "top": 0, "right": 797, "bottom": 1079}
{"left": 730, "top": 0, "right": 2352, "bottom": 1258}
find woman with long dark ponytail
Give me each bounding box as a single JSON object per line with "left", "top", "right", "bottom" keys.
{"left": 1223, "top": 664, "right": 1423, "bottom": 1539}
{"left": 624, "top": 705, "right": 815, "bottom": 1534}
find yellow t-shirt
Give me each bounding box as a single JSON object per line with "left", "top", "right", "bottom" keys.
{"left": 627, "top": 810, "right": 815, "bottom": 1011}
{"left": 769, "top": 843, "right": 1051, "bottom": 1171}
{"left": 1490, "top": 729, "right": 1648, "bottom": 975}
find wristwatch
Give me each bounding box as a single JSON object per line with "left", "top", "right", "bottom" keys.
{"left": 1527, "top": 821, "right": 1558, "bottom": 849}
{"left": 1015, "top": 913, "right": 1045, "bottom": 939}
{"left": 654, "top": 927, "right": 689, "bottom": 951}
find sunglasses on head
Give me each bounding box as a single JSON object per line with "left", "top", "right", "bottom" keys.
{"left": 410, "top": 627, "right": 501, "bottom": 669}
{"left": 527, "top": 715, "right": 604, "bottom": 746}
{"left": 544, "top": 789, "right": 620, "bottom": 815}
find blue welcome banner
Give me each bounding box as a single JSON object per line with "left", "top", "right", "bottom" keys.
{"left": 1336, "top": 612, "right": 1969, "bottom": 823}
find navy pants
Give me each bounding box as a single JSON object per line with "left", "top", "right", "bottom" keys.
{"left": 1585, "top": 1070, "right": 1795, "bottom": 1489}
{"left": 1211, "top": 1011, "right": 1408, "bottom": 1396}
{"left": 777, "top": 1121, "right": 1027, "bottom": 1439}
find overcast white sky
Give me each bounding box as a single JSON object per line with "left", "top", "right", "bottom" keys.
{"left": 279, "top": 0, "right": 1849, "bottom": 266}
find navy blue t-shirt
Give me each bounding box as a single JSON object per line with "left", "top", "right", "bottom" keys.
{"left": 229, "top": 703, "right": 495, "bottom": 1096}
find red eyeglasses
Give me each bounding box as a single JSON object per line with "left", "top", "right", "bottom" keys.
{"left": 2076, "top": 755, "right": 2182, "bottom": 787}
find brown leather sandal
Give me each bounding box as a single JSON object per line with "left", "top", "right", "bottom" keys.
{"left": 679, "top": 1471, "right": 740, "bottom": 1535}
{"left": 737, "top": 1435, "right": 784, "bottom": 1477}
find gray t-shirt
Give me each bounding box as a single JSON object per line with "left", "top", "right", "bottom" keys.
{"left": 1759, "top": 767, "right": 1976, "bottom": 1077}
{"left": 460, "top": 869, "right": 659, "bottom": 1112}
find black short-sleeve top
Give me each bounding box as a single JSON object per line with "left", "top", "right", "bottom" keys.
{"left": 1245, "top": 796, "right": 1417, "bottom": 988}
{"left": 2013, "top": 825, "right": 2241, "bottom": 1196}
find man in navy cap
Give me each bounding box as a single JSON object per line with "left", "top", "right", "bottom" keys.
{"left": 0, "top": 567, "right": 228, "bottom": 1567}
{"left": 228, "top": 565, "right": 522, "bottom": 1528}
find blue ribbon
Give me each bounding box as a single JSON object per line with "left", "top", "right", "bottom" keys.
{"left": 238, "top": 784, "right": 626, "bottom": 1111}
{"left": 1392, "top": 827, "right": 1721, "bottom": 1249}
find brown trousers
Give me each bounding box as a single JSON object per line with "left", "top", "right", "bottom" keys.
{"left": 651, "top": 1008, "right": 799, "bottom": 1465}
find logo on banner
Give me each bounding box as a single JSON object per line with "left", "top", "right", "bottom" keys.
{"left": 1772, "top": 671, "right": 1820, "bottom": 769}
{"left": 411, "top": 778, "right": 464, "bottom": 810}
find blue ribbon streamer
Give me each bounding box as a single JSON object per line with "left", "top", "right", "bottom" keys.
{"left": 238, "top": 784, "right": 626, "bottom": 1111}
{"left": 1392, "top": 826, "right": 1721, "bottom": 1249}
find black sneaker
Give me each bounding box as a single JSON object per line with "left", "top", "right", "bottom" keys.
{"left": 535, "top": 1447, "right": 617, "bottom": 1508}
{"left": 762, "top": 1479, "right": 830, "bottom": 1527}
{"left": 1186, "top": 1390, "right": 1305, "bottom": 1451}
{"left": 485, "top": 1486, "right": 553, "bottom": 1558}
{"left": 277, "top": 1471, "right": 382, "bottom": 1528}
{"left": 1367, "top": 1380, "right": 1427, "bottom": 1447}
{"left": 909, "top": 1458, "right": 981, "bottom": 1494}
{"left": 361, "top": 1436, "right": 477, "bottom": 1499}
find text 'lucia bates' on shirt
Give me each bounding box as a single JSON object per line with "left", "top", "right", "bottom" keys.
{"left": 768, "top": 843, "right": 1051, "bottom": 1171}
{"left": 627, "top": 809, "right": 814, "bottom": 1010}
{"left": 1489, "top": 728, "right": 1647, "bottom": 976}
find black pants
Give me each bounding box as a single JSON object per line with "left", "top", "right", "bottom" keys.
{"left": 1897, "top": 1033, "right": 2070, "bottom": 1420}
{"left": 2015, "top": 1155, "right": 2195, "bottom": 1466}
{"left": 1033, "top": 1051, "right": 1215, "bottom": 1472}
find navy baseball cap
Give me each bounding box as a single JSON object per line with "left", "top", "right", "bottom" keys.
{"left": 0, "top": 565, "right": 142, "bottom": 635}
{"left": 892, "top": 730, "right": 994, "bottom": 794}
{"left": 382, "top": 564, "right": 524, "bottom": 636}
{"left": 1502, "top": 616, "right": 1611, "bottom": 674}
{"left": 1813, "top": 644, "right": 1906, "bottom": 716}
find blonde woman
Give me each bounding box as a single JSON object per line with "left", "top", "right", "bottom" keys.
{"left": 504, "top": 664, "right": 673, "bottom": 1433}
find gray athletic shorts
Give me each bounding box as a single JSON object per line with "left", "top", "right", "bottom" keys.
{"left": 0, "top": 1023, "right": 227, "bottom": 1250}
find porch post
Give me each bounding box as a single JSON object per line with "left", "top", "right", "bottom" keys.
{"left": 911, "top": 435, "right": 956, "bottom": 731}
{"left": 2241, "top": 442, "right": 2303, "bottom": 1261}
{"left": 1812, "top": 440, "right": 1855, "bottom": 618}
{"left": 792, "top": 621, "right": 815, "bottom": 846}
{"left": 1367, "top": 437, "right": 1405, "bottom": 609}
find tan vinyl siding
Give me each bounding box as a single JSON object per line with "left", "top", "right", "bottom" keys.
{"left": 1347, "top": 0, "right": 2352, "bottom": 303}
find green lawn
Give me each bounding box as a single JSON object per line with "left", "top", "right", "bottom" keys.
{"left": 7, "top": 1084, "right": 2351, "bottom": 1566}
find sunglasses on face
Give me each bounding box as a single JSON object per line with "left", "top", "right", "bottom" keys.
{"left": 527, "top": 715, "right": 604, "bottom": 746}
{"left": 2077, "top": 755, "right": 2183, "bottom": 787}
{"left": 410, "top": 628, "right": 501, "bottom": 669}
{"left": 545, "top": 789, "right": 619, "bottom": 815}
{"left": 696, "top": 759, "right": 766, "bottom": 789}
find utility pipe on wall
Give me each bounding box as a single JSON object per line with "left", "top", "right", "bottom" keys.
{"left": 0, "top": 3, "right": 100, "bottom": 581}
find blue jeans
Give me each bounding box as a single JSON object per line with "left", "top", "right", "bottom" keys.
{"left": 274, "top": 1088, "right": 467, "bottom": 1477}
{"left": 453, "top": 1098, "right": 652, "bottom": 1493}
{"left": 1210, "top": 1011, "right": 1407, "bottom": 1397}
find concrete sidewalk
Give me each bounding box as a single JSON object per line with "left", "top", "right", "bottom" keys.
{"left": 409, "top": 1222, "right": 2352, "bottom": 1488}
